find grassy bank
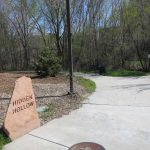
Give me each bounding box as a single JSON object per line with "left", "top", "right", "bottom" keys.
{"left": 0, "top": 129, "right": 11, "bottom": 150}
{"left": 77, "top": 77, "right": 96, "bottom": 94}
{"left": 104, "top": 70, "right": 147, "bottom": 77}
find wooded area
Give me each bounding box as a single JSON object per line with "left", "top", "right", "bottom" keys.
{"left": 0, "top": 0, "right": 150, "bottom": 71}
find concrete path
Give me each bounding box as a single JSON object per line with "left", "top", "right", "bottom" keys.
{"left": 4, "top": 75, "right": 150, "bottom": 150}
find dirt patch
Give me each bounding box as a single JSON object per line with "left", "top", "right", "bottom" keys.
{"left": 0, "top": 73, "right": 16, "bottom": 94}
{"left": 38, "top": 93, "right": 83, "bottom": 125}
{"left": 0, "top": 73, "right": 68, "bottom": 94}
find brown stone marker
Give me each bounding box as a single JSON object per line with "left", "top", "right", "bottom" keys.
{"left": 3, "top": 76, "right": 40, "bottom": 140}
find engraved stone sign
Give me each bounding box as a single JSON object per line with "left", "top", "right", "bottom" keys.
{"left": 3, "top": 76, "right": 40, "bottom": 140}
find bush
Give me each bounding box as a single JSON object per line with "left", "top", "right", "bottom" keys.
{"left": 98, "top": 66, "right": 106, "bottom": 75}
{"left": 34, "top": 48, "right": 62, "bottom": 77}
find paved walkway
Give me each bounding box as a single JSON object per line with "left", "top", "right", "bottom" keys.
{"left": 4, "top": 75, "right": 150, "bottom": 150}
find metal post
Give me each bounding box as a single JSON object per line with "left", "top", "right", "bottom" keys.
{"left": 148, "top": 54, "right": 150, "bottom": 71}
{"left": 149, "top": 58, "right": 150, "bottom": 72}
{"left": 66, "top": 0, "right": 74, "bottom": 94}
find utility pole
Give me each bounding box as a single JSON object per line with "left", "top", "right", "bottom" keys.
{"left": 66, "top": 0, "right": 74, "bottom": 94}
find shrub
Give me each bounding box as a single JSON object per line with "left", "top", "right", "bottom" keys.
{"left": 34, "top": 48, "right": 62, "bottom": 77}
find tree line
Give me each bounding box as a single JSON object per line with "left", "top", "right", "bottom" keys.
{"left": 0, "top": 0, "right": 150, "bottom": 72}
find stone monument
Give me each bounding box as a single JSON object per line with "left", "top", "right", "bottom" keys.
{"left": 3, "top": 76, "right": 40, "bottom": 140}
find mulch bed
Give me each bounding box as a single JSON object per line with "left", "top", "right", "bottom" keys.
{"left": 0, "top": 73, "right": 68, "bottom": 94}
{"left": 38, "top": 93, "right": 83, "bottom": 125}
{"left": 0, "top": 72, "right": 87, "bottom": 128}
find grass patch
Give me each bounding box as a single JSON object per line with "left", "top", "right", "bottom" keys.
{"left": 0, "top": 129, "right": 11, "bottom": 150}
{"left": 104, "top": 70, "right": 147, "bottom": 77}
{"left": 77, "top": 77, "right": 96, "bottom": 94}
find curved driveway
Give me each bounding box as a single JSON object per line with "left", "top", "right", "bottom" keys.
{"left": 4, "top": 75, "right": 150, "bottom": 150}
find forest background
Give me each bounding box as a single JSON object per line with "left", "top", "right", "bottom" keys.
{"left": 0, "top": 0, "right": 150, "bottom": 72}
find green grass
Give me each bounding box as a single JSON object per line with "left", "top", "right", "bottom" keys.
{"left": 104, "top": 70, "right": 147, "bottom": 77}
{"left": 77, "top": 77, "right": 96, "bottom": 94}
{"left": 0, "top": 129, "right": 11, "bottom": 150}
